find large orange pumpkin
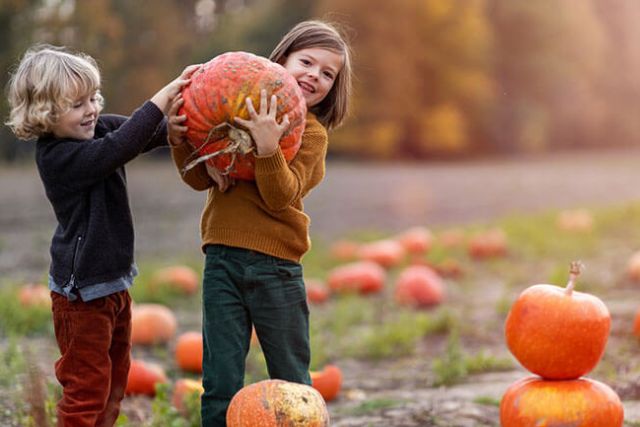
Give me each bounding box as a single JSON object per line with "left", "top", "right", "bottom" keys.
{"left": 504, "top": 262, "right": 610, "bottom": 379}
{"left": 500, "top": 376, "right": 623, "bottom": 426}
{"left": 175, "top": 331, "right": 203, "bottom": 373}
{"left": 131, "top": 303, "right": 177, "bottom": 345}
{"left": 226, "top": 379, "right": 329, "bottom": 427}
{"left": 179, "top": 51, "right": 307, "bottom": 180}
{"left": 126, "top": 359, "right": 168, "bottom": 397}
{"left": 394, "top": 265, "right": 445, "bottom": 308}
{"left": 310, "top": 365, "right": 343, "bottom": 402}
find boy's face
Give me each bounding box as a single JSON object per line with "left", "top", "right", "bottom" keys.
{"left": 51, "top": 93, "right": 99, "bottom": 140}
{"left": 283, "top": 47, "right": 343, "bottom": 108}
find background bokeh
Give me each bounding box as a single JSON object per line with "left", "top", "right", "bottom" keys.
{"left": 2, "top": 0, "right": 640, "bottom": 161}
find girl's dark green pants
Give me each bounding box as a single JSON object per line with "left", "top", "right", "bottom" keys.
{"left": 200, "top": 244, "right": 311, "bottom": 426}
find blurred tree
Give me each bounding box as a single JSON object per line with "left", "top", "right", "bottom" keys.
{"left": 315, "top": 0, "right": 495, "bottom": 158}
{"left": 488, "top": 0, "right": 606, "bottom": 152}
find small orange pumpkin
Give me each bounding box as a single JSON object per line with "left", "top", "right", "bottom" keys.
{"left": 468, "top": 228, "right": 508, "bottom": 259}
{"left": 131, "top": 303, "right": 177, "bottom": 345}
{"left": 395, "top": 226, "right": 433, "bottom": 255}
{"left": 627, "top": 250, "right": 640, "bottom": 282}
{"left": 329, "top": 240, "right": 360, "bottom": 261}
{"left": 172, "top": 378, "right": 205, "bottom": 414}
{"left": 306, "top": 279, "right": 330, "bottom": 304}
{"left": 395, "top": 265, "right": 445, "bottom": 308}
{"left": 500, "top": 376, "right": 623, "bottom": 426}
{"left": 327, "top": 261, "right": 386, "bottom": 294}
{"left": 126, "top": 359, "right": 168, "bottom": 396}
{"left": 175, "top": 331, "right": 203, "bottom": 373}
{"left": 226, "top": 379, "right": 329, "bottom": 427}
{"left": 504, "top": 262, "right": 610, "bottom": 380}
{"left": 17, "top": 283, "right": 51, "bottom": 308}
{"left": 357, "top": 240, "right": 406, "bottom": 268}
{"left": 149, "top": 265, "right": 199, "bottom": 295}
{"left": 310, "top": 365, "right": 343, "bottom": 402}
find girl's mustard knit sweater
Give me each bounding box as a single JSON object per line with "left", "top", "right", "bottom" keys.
{"left": 171, "top": 113, "right": 328, "bottom": 262}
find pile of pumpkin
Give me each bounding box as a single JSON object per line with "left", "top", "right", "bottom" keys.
{"left": 500, "top": 261, "right": 624, "bottom": 425}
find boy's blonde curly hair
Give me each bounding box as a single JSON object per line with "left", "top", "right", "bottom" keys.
{"left": 6, "top": 45, "right": 104, "bottom": 140}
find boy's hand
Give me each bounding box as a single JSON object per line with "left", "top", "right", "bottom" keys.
{"left": 234, "top": 89, "right": 289, "bottom": 157}
{"left": 151, "top": 64, "right": 201, "bottom": 114}
{"left": 205, "top": 164, "right": 235, "bottom": 192}
{"left": 167, "top": 94, "right": 187, "bottom": 147}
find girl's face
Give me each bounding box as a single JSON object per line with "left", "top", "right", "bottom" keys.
{"left": 283, "top": 47, "right": 343, "bottom": 108}
{"left": 51, "top": 92, "right": 99, "bottom": 140}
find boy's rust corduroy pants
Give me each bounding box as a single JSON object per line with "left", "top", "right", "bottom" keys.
{"left": 51, "top": 290, "right": 132, "bottom": 427}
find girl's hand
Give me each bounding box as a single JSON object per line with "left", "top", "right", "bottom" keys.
{"left": 234, "top": 89, "right": 289, "bottom": 156}
{"left": 151, "top": 64, "right": 201, "bottom": 114}
{"left": 206, "top": 164, "right": 235, "bottom": 192}
{"left": 167, "top": 94, "right": 187, "bottom": 147}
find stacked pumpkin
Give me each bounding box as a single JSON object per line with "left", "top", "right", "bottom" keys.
{"left": 501, "top": 261, "right": 624, "bottom": 425}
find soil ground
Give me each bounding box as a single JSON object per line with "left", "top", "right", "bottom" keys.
{"left": 3, "top": 147, "right": 640, "bottom": 426}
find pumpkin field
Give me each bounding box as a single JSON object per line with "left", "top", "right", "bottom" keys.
{"left": 4, "top": 148, "right": 640, "bottom": 426}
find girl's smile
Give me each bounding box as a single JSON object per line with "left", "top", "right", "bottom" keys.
{"left": 283, "top": 47, "right": 343, "bottom": 108}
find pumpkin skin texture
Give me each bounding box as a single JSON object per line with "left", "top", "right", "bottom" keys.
{"left": 175, "top": 331, "right": 203, "bottom": 373}
{"left": 226, "top": 379, "right": 329, "bottom": 427}
{"left": 310, "top": 365, "right": 343, "bottom": 402}
{"left": 504, "top": 269, "right": 610, "bottom": 380}
{"left": 179, "top": 51, "right": 307, "bottom": 180}
{"left": 500, "top": 376, "right": 623, "bottom": 427}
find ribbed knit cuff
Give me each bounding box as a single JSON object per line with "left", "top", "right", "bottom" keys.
{"left": 255, "top": 148, "right": 287, "bottom": 174}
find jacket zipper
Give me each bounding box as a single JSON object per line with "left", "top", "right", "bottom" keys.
{"left": 67, "top": 235, "right": 82, "bottom": 289}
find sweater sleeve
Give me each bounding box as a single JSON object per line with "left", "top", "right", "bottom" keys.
{"left": 38, "top": 101, "right": 165, "bottom": 191}
{"left": 253, "top": 116, "right": 328, "bottom": 211}
{"left": 170, "top": 141, "right": 214, "bottom": 191}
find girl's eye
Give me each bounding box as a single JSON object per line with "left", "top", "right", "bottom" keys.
{"left": 323, "top": 71, "right": 335, "bottom": 80}
{"left": 300, "top": 59, "right": 311, "bottom": 65}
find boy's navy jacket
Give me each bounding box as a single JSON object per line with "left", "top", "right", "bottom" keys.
{"left": 35, "top": 101, "right": 167, "bottom": 292}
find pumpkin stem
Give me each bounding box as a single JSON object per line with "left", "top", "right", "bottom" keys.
{"left": 565, "top": 261, "right": 584, "bottom": 295}
{"left": 181, "top": 122, "right": 254, "bottom": 175}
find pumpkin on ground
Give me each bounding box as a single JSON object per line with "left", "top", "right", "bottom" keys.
{"left": 126, "top": 359, "right": 168, "bottom": 397}
{"left": 226, "top": 379, "right": 329, "bottom": 427}
{"left": 556, "top": 208, "right": 594, "bottom": 233}
{"left": 17, "top": 283, "right": 51, "bottom": 308}
{"left": 357, "top": 240, "right": 406, "bottom": 268}
{"left": 149, "top": 265, "right": 199, "bottom": 295}
{"left": 305, "top": 279, "right": 330, "bottom": 304}
{"left": 179, "top": 51, "right": 307, "bottom": 180}
{"left": 395, "top": 226, "right": 433, "bottom": 255}
{"left": 329, "top": 240, "right": 360, "bottom": 261}
{"left": 468, "top": 228, "right": 508, "bottom": 259}
{"left": 310, "top": 365, "right": 343, "bottom": 402}
{"left": 131, "top": 303, "right": 177, "bottom": 345}
{"left": 633, "top": 307, "right": 640, "bottom": 338}
{"left": 175, "top": 331, "right": 203, "bottom": 373}
{"left": 504, "top": 262, "right": 610, "bottom": 379}
{"left": 172, "top": 378, "right": 205, "bottom": 414}
{"left": 327, "top": 261, "right": 386, "bottom": 294}
{"left": 394, "top": 265, "right": 445, "bottom": 308}
{"left": 500, "top": 376, "right": 623, "bottom": 426}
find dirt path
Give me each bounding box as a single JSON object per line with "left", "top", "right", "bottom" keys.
{"left": 3, "top": 147, "right": 640, "bottom": 282}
